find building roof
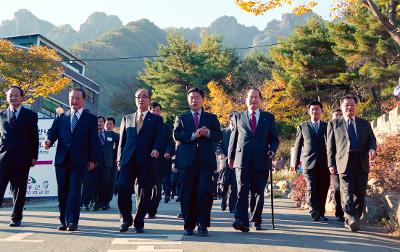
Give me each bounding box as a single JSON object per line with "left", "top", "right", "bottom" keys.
{"left": 2, "top": 34, "right": 86, "bottom": 65}
{"left": 64, "top": 66, "right": 100, "bottom": 93}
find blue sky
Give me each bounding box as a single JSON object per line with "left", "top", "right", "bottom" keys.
{"left": 1, "top": 0, "right": 334, "bottom": 30}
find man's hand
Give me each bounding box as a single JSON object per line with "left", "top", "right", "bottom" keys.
{"left": 151, "top": 149, "right": 160, "bottom": 158}
{"left": 164, "top": 153, "right": 171, "bottom": 159}
{"left": 369, "top": 150, "right": 377, "bottom": 161}
{"left": 199, "top": 126, "right": 209, "bottom": 136}
{"left": 329, "top": 166, "right": 337, "bottom": 175}
{"left": 87, "top": 161, "right": 96, "bottom": 171}
{"left": 32, "top": 159, "right": 37, "bottom": 167}
{"left": 43, "top": 139, "right": 52, "bottom": 150}
{"left": 194, "top": 128, "right": 202, "bottom": 138}
{"left": 218, "top": 154, "right": 225, "bottom": 160}
{"left": 228, "top": 159, "right": 234, "bottom": 169}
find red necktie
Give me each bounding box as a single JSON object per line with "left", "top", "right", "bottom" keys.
{"left": 194, "top": 112, "right": 199, "bottom": 129}
{"left": 250, "top": 111, "right": 256, "bottom": 135}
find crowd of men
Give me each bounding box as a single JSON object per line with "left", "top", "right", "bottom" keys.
{"left": 0, "top": 85, "right": 377, "bottom": 236}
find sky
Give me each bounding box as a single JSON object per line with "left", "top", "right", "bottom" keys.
{"left": 1, "top": 0, "right": 334, "bottom": 31}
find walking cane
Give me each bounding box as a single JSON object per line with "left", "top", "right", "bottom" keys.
{"left": 269, "top": 157, "right": 275, "bottom": 229}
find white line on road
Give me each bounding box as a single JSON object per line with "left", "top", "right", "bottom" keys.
{"left": 108, "top": 246, "right": 183, "bottom": 252}
{"left": 0, "top": 233, "right": 44, "bottom": 243}
{"left": 111, "top": 235, "right": 183, "bottom": 245}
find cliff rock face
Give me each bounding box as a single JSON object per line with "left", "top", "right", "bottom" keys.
{"left": 0, "top": 9, "right": 55, "bottom": 37}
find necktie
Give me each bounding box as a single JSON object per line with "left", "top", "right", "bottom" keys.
{"left": 194, "top": 111, "right": 199, "bottom": 129}
{"left": 312, "top": 122, "right": 319, "bottom": 133}
{"left": 137, "top": 112, "right": 143, "bottom": 133}
{"left": 250, "top": 111, "right": 256, "bottom": 135}
{"left": 71, "top": 111, "right": 79, "bottom": 132}
{"left": 98, "top": 131, "right": 105, "bottom": 145}
{"left": 348, "top": 118, "right": 359, "bottom": 150}
{"left": 10, "top": 110, "right": 17, "bottom": 128}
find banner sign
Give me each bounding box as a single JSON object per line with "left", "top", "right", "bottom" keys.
{"left": 5, "top": 118, "right": 57, "bottom": 198}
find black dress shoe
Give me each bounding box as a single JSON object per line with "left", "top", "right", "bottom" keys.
{"left": 147, "top": 214, "right": 156, "bottom": 219}
{"left": 164, "top": 197, "right": 170, "bottom": 203}
{"left": 319, "top": 215, "right": 329, "bottom": 222}
{"left": 9, "top": 221, "right": 21, "bottom": 227}
{"left": 221, "top": 201, "right": 227, "bottom": 211}
{"left": 311, "top": 212, "right": 320, "bottom": 221}
{"left": 177, "top": 213, "right": 183, "bottom": 219}
{"left": 133, "top": 227, "right": 144, "bottom": 233}
{"left": 175, "top": 197, "right": 181, "bottom": 202}
{"left": 336, "top": 216, "right": 345, "bottom": 222}
{"left": 348, "top": 219, "right": 360, "bottom": 232}
{"left": 197, "top": 226, "right": 208, "bottom": 237}
{"left": 119, "top": 222, "right": 131, "bottom": 232}
{"left": 183, "top": 229, "right": 193, "bottom": 236}
{"left": 66, "top": 223, "right": 78, "bottom": 231}
{"left": 58, "top": 225, "right": 67, "bottom": 231}
{"left": 252, "top": 223, "right": 262, "bottom": 230}
{"left": 232, "top": 220, "right": 250, "bottom": 232}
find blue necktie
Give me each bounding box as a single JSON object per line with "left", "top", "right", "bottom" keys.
{"left": 348, "top": 118, "right": 359, "bottom": 150}
{"left": 98, "top": 131, "right": 105, "bottom": 145}
{"left": 71, "top": 111, "right": 79, "bottom": 132}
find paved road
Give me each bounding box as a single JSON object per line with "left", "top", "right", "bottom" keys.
{"left": 0, "top": 197, "right": 399, "bottom": 252}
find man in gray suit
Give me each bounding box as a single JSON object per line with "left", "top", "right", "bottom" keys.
{"left": 117, "top": 88, "right": 164, "bottom": 233}
{"left": 327, "top": 94, "right": 377, "bottom": 232}
{"left": 293, "top": 101, "right": 330, "bottom": 222}
{"left": 228, "top": 88, "right": 279, "bottom": 232}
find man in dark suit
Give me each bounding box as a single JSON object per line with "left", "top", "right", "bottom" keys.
{"left": 173, "top": 87, "right": 222, "bottom": 236}
{"left": 331, "top": 108, "right": 344, "bottom": 222}
{"left": 216, "top": 113, "right": 237, "bottom": 213}
{"left": 228, "top": 88, "right": 279, "bottom": 232}
{"left": 81, "top": 116, "right": 105, "bottom": 212}
{"left": 293, "top": 101, "right": 330, "bottom": 222}
{"left": 117, "top": 88, "right": 163, "bottom": 233}
{"left": 44, "top": 87, "right": 98, "bottom": 231}
{"left": 327, "top": 94, "right": 377, "bottom": 232}
{"left": 100, "top": 116, "right": 119, "bottom": 210}
{"left": 146, "top": 102, "right": 175, "bottom": 218}
{"left": 0, "top": 86, "right": 39, "bottom": 227}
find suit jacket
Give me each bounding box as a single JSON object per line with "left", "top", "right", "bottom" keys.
{"left": 162, "top": 123, "right": 175, "bottom": 156}
{"left": 47, "top": 109, "right": 98, "bottom": 166}
{"left": 0, "top": 107, "right": 39, "bottom": 167}
{"left": 173, "top": 111, "right": 222, "bottom": 169}
{"left": 293, "top": 121, "right": 328, "bottom": 170}
{"left": 117, "top": 112, "right": 163, "bottom": 168}
{"left": 216, "top": 127, "right": 231, "bottom": 170}
{"left": 228, "top": 110, "right": 279, "bottom": 170}
{"left": 327, "top": 117, "right": 377, "bottom": 174}
{"left": 102, "top": 131, "right": 119, "bottom": 168}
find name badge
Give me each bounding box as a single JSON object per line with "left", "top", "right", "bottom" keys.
{"left": 107, "top": 137, "right": 113, "bottom": 142}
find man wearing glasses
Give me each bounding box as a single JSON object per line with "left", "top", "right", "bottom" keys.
{"left": 116, "top": 88, "right": 164, "bottom": 233}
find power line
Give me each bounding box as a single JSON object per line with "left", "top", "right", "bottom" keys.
{"left": 0, "top": 43, "right": 278, "bottom": 63}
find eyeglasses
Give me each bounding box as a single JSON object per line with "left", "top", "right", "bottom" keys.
{"left": 135, "top": 96, "right": 149, "bottom": 99}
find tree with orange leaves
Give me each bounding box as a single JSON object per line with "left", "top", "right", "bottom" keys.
{"left": 235, "top": 0, "right": 400, "bottom": 46}
{"left": 0, "top": 39, "right": 70, "bottom": 106}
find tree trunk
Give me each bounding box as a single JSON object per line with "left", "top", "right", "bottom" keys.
{"left": 363, "top": 0, "right": 400, "bottom": 46}
{"left": 371, "top": 86, "right": 382, "bottom": 113}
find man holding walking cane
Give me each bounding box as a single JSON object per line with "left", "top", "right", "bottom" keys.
{"left": 228, "top": 88, "right": 279, "bottom": 232}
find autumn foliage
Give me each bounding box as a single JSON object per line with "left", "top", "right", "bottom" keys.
{"left": 369, "top": 132, "right": 400, "bottom": 194}
{"left": 0, "top": 39, "right": 70, "bottom": 105}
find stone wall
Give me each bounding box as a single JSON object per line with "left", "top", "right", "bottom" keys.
{"left": 371, "top": 106, "right": 400, "bottom": 142}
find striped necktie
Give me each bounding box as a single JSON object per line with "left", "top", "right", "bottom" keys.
{"left": 71, "top": 111, "right": 79, "bottom": 132}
